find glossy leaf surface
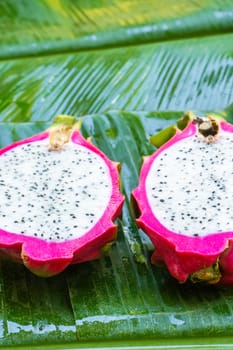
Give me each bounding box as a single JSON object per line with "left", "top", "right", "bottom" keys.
{"left": 0, "top": 0, "right": 233, "bottom": 348}
{"left": 1, "top": 111, "right": 233, "bottom": 347}
{"left": 0, "top": 33, "right": 233, "bottom": 122}
{"left": 0, "top": 0, "right": 233, "bottom": 58}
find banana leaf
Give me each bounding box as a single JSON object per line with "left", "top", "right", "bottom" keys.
{"left": 0, "top": 0, "right": 233, "bottom": 58}
{"left": 0, "top": 0, "right": 233, "bottom": 348}
{"left": 1, "top": 32, "right": 233, "bottom": 121}
{"left": 1, "top": 110, "right": 233, "bottom": 349}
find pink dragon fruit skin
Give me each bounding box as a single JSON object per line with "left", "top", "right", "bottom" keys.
{"left": 0, "top": 118, "right": 124, "bottom": 277}
{"left": 132, "top": 117, "right": 233, "bottom": 285}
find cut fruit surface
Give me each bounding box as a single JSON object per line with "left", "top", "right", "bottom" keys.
{"left": 133, "top": 115, "right": 233, "bottom": 285}
{"left": 0, "top": 116, "right": 124, "bottom": 277}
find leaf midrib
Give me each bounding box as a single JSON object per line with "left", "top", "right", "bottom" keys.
{"left": 0, "top": 28, "right": 233, "bottom": 62}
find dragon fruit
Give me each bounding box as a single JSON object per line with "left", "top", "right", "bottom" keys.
{"left": 0, "top": 115, "right": 124, "bottom": 277}
{"left": 132, "top": 113, "right": 233, "bottom": 285}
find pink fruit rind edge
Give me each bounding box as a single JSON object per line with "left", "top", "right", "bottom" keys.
{"left": 132, "top": 119, "right": 233, "bottom": 284}
{"left": 0, "top": 129, "right": 124, "bottom": 277}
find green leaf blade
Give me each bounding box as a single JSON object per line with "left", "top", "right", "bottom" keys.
{"left": 1, "top": 33, "right": 233, "bottom": 123}
{"left": 1, "top": 111, "right": 233, "bottom": 347}
{"left": 0, "top": 0, "right": 233, "bottom": 347}
{"left": 0, "top": 0, "right": 233, "bottom": 58}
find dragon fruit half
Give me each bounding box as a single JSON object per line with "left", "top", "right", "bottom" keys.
{"left": 132, "top": 113, "right": 233, "bottom": 285}
{"left": 0, "top": 115, "right": 124, "bottom": 277}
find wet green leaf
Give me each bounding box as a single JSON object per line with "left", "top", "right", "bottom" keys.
{"left": 1, "top": 111, "right": 233, "bottom": 348}
{"left": 0, "top": 33, "right": 232, "bottom": 122}
{"left": 0, "top": 0, "right": 233, "bottom": 348}
{"left": 0, "top": 0, "right": 233, "bottom": 58}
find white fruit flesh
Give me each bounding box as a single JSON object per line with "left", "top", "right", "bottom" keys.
{"left": 146, "top": 133, "right": 233, "bottom": 237}
{"left": 0, "top": 140, "right": 112, "bottom": 242}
